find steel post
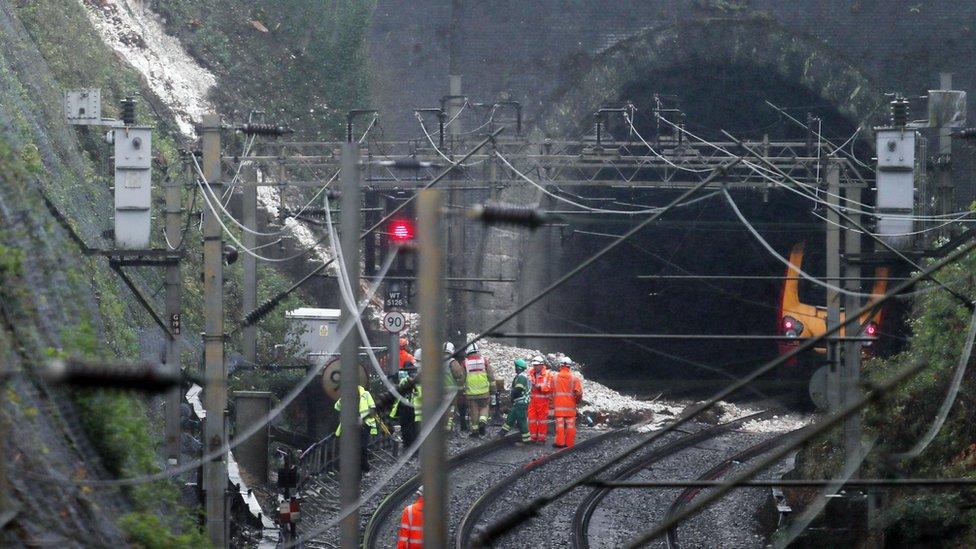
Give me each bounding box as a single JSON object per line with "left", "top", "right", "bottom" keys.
{"left": 242, "top": 166, "right": 258, "bottom": 366}
{"left": 936, "top": 72, "right": 954, "bottom": 239}
{"left": 447, "top": 75, "right": 467, "bottom": 343}
{"left": 842, "top": 182, "right": 862, "bottom": 459}
{"left": 825, "top": 161, "right": 842, "bottom": 411}
{"left": 418, "top": 189, "right": 447, "bottom": 548}
{"left": 389, "top": 330, "right": 401, "bottom": 376}
{"left": 164, "top": 175, "right": 183, "bottom": 465}
{"left": 201, "top": 114, "right": 227, "bottom": 547}
{"left": 338, "top": 144, "right": 362, "bottom": 549}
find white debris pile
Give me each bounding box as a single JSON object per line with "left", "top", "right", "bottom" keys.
{"left": 78, "top": 0, "right": 216, "bottom": 137}
{"left": 81, "top": 0, "right": 338, "bottom": 268}
{"left": 476, "top": 337, "right": 683, "bottom": 418}
{"left": 716, "top": 401, "right": 814, "bottom": 433}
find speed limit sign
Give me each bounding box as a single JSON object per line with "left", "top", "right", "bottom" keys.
{"left": 383, "top": 311, "right": 406, "bottom": 333}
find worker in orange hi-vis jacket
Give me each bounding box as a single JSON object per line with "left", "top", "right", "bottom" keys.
{"left": 397, "top": 486, "right": 423, "bottom": 549}
{"left": 527, "top": 355, "right": 554, "bottom": 444}
{"left": 552, "top": 356, "right": 583, "bottom": 448}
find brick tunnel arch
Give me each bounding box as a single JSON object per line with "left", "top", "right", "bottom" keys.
{"left": 538, "top": 16, "right": 885, "bottom": 136}
{"left": 470, "top": 17, "right": 887, "bottom": 389}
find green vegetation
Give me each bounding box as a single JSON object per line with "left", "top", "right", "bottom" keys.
{"left": 118, "top": 513, "right": 209, "bottom": 549}
{"left": 151, "top": 0, "right": 375, "bottom": 139}
{"left": 793, "top": 244, "right": 976, "bottom": 546}
{"left": 3, "top": 0, "right": 373, "bottom": 543}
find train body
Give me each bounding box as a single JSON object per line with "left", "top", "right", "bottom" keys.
{"left": 777, "top": 242, "right": 888, "bottom": 362}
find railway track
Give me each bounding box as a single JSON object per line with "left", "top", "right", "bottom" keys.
{"left": 663, "top": 429, "right": 798, "bottom": 549}
{"left": 361, "top": 431, "right": 522, "bottom": 549}
{"left": 570, "top": 410, "right": 775, "bottom": 549}
{"left": 455, "top": 424, "right": 636, "bottom": 548}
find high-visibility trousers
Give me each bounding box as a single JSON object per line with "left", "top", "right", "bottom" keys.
{"left": 502, "top": 401, "right": 531, "bottom": 442}
{"left": 467, "top": 396, "right": 490, "bottom": 432}
{"left": 554, "top": 415, "right": 577, "bottom": 448}
{"left": 528, "top": 397, "right": 550, "bottom": 442}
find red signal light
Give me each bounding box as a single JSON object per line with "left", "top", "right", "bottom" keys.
{"left": 866, "top": 322, "right": 878, "bottom": 336}
{"left": 389, "top": 219, "right": 415, "bottom": 243}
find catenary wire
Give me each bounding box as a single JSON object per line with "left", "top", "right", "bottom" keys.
{"left": 473, "top": 235, "right": 976, "bottom": 546}
{"left": 324, "top": 193, "right": 413, "bottom": 406}
{"left": 29, "top": 251, "right": 399, "bottom": 487}
{"left": 621, "top": 360, "right": 925, "bottom": 548}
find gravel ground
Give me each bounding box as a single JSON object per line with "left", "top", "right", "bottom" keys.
{"left": 587, "top": 430, "right": 790, "bottom": 549}
{"left": 675, "top": 451, "right": 793, "bottom": 549}
{"left": 460, "top": 427, "right": 652, "bottom": 547}
{"left": 298, "top": 432, "right": 491, "bottom": 547}
{"left": 481, "top": 424, "right": 723, "bottom": 548}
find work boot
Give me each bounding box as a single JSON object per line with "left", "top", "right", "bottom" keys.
{"left": 478, "top": 422, "right": 487, "bottom": 437}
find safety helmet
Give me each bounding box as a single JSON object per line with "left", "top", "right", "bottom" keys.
{"left": 531, "top": 355, "right": 545, "bottom": 366}
{"left": 465, "top": 342, "right": 479, "bottom": 355}
{"left": 559, "top": 356, "right": 572, "bottom": 367}
{"left": 443, "top": 341, "right": 456, "bottom": 355}
{"left": 399, "top": 337, "right": 409, "bottom": 349}
{"left": 416, "top": 485, "right": 424, "bottom": 496}
{"left": 514, "top": 358, "right": 528, "bottom": 372}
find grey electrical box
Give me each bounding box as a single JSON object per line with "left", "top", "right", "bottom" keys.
{"left": 285, "top": 308, "right": 342, "bottom": 368}
{"left": 876, "top": 215, "right": 914, "bottom": 249}
{"left": 876, "top": 171, "right": 914, "bottom": 210}
{"left": 874, "top": 127, "right": 918, "bottom": 249}
{"left": 64, "top": 89, "right": 102, "bottom": 125}
{"left": 113, "top": 127, "right": 152, "bottom": 249}
{"left": 876, "top": 129, "right": 915, "bottom": 170}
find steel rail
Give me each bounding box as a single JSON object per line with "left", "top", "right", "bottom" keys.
{"left": 570, "top": 410, "right": 774, "bottom": 549}
{"left": 360, "top": 431, "right": 522, "bottom": 549}
{"left": 663, "top": 429, "right": 800, "bottom": 549}
{"left": 456, "top": 425, "right": 636, "bottom": 548}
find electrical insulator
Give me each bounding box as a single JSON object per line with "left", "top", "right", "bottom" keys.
{"left": 890, "top": 97, "right": 909, "bottom": 128}
{"left": 121, "top": 96, "right": 137, "bottom": 126}
{"left": 239, "top": 123, "right": 293, "bottom": 137}
{"left": 955, "top": 127, "right": 976, "bottom": 139}
{"left": 468, "top": 204, "right": 549, "bottom": 230}
{"left": 43, "top": 357, "right": 181, "bottom": 392}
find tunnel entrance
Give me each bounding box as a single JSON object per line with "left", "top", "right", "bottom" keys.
{"left": 542, "top": 62, "right": 870, "bottom": 399}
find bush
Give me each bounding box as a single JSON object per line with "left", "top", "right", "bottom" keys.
{"left": 119, "top": 512, "right": 210, "bottom": 549}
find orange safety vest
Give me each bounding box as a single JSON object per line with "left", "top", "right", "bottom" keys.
{"left": 397, "top": 496, "right": 423, "bottom": 549}
{"left": 552, "top": 366, "right": 582, "bottom": 417}
{"left": 529, "top": 368, "right": 553, "bottom": 398}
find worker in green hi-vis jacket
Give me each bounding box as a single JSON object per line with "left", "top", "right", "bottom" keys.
{"left": 499, "top": 358, "right": 531, "bottom": 444}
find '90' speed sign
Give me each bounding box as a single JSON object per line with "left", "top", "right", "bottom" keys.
{"left": 383, "top": 311, "right": 406, "bottom": 333}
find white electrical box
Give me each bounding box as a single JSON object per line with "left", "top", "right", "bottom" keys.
{"left": 113, "top": 127, "right": 152, "bottom": 249}
{"left": 874, "top": 126, "right": 919, "bottom": 249}
{"left": 64, "top": 90, "right": 102, "bottom": 125}
{"left": 876, "top": 129, "right": 915, "bottom": 170}
{"left": 286, "top": 308, "right": 342, "bottom": 368}
{"left": 876, "top": 215, "right": 914, "bottom": 249}
{"left": 876, "top": 171, "right": 915, "bottom": 210}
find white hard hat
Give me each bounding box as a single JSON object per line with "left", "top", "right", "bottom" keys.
{"left": 559, "top": 356, "right": 572, "bottom": 366}
{"left": 465, "top": 342, "right": 479, "bottom": 355}
{"left": 531, "top": 355, "right": 545, "bottom": 365}
{"left": 443, "top": 342, "right": 456, "bottom": 355}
